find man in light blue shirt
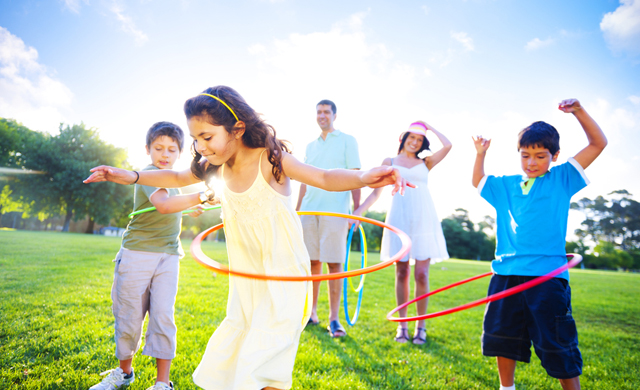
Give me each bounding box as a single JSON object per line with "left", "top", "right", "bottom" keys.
{"left": 296, "top": 99, "right": 361, "bottom": 337}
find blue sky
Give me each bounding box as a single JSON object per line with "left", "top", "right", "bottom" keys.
{"left": 1, "top": 0, "right": 639, "bottom": 237}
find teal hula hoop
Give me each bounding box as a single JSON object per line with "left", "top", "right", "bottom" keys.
{"left": 343, "top": 223, "right": 367, "bottom": 326}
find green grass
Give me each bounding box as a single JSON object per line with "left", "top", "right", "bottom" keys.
{"left": 1, "top": 230, "right": 639, "bottom": 389}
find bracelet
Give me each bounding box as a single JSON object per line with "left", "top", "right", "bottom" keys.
{"left": 132, "top": 171, "right": 139, "bottom": 184}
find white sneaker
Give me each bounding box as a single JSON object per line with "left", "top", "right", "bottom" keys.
{"left": 89, "top": 367, "right": 135, "bottom": 389}
{"left": 145, "top": 381, "right": 173, "bottom": 390}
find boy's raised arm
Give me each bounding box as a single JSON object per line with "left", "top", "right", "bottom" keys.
{"left": 472, "top": 136, "right": 491, "bottom": 188}
{"left": 559, "top": 99, "right": 608, "bottom": 170}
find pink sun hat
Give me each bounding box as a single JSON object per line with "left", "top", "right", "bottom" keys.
{"left": 399, "top": 122, "right": 428, "bottom": 142}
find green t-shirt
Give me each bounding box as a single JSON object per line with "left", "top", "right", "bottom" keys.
{"left": 121, "top": 165, "right": 184, "bottom": 257}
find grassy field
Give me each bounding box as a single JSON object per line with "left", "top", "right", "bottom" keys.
{"left": 1, "top": 230, "right": 639, "bottom": 389}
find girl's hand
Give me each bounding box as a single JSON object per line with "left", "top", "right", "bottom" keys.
{"left": 558, "top": 98, "right": 582, "bottom": 113}
{"left": 472, "top": 136, "right": 491, "bottom": 155}
{"left": 83, "top": 165, "right": 136, "bottom": 185}
{"left": 204, "top": 196, "right": 222, "bottom": 206}
{"left": 361, "top": 166, "right": 416, "bottom": 196}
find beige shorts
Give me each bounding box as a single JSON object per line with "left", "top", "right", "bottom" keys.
{"left": 300, "top": 215, "right": 349, "bottom": 263}
{"left": 111, "top": 247, "right": 179, "bottom": 360}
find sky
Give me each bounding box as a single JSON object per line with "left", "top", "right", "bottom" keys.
{"left": 1, "top": 0, "right": 639, "bottom": 239}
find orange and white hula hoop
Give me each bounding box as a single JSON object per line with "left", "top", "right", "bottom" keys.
{"left": 190, "top": 211, "right": 411, "bottom": 282}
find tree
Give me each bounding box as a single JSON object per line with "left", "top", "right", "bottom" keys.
{"left": 13, "top": 123, "right": 130, "bottom": 232}
{"left": 0, "top": 185, "right": 22, "bottom": 226}
{"left": 441, "top": 208, "right": 495, "bottom": 260}
{"left": 359, "top": 211, "right": 385, "bottom": 252}
{"left": 571, "top": 190, "right": 640, "bottom": 252}
{"left": 0, "top": 119, "right": 27, "bottom": 167}
{"left": 1, "top": 119, "right": 50, "bottom": 225}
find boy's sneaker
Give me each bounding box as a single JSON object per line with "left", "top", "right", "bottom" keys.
{"left": 145, "top": 381, "right": 174, "bottom": 390}
{"left": 89, "top": 367, "right": 135, "bottom": 389}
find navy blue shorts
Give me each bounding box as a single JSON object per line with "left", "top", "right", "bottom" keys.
{"left": 482, "top": 274, "right": 582, "bottom": 379}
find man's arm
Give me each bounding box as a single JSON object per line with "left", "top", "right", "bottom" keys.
{"left": 472, "top": 136, "right": 491, "bottom": 188}
{"left": 350, "top": 168, "right": 361, "bottom": 210}
{"left": 559, "top": 99, "right": 608, "bottom": 170}
{"left": 351, "top": 188, "right": 361, "bottom": 210}
{"left": 296, "top": 183, "right": 307, "bottom": 211}
{"left": 346, "top": 135, "right": 362, "bottom": 208}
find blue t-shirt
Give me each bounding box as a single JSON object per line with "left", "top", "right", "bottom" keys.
{"left": 300, "top": 130, "right": 361, "bottom": 214}
{"left": 478, "top": 158, "right": 589, "bottom": 280}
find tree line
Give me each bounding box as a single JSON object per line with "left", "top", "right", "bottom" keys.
{"left": 568, "top": 190, "right": 640, "bottom": 270}
{"left": 2, "top": 118, "right": 638, "bottom": 271}
{"left": 0, "top": 118, "right": 132, "bottom": 232}
{"left": 351, "top": 208, "right": 496, "bottom": 261}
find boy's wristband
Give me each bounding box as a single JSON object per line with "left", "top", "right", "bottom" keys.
{"left": 132, "top": 171, "right": 139, "bottom": 185}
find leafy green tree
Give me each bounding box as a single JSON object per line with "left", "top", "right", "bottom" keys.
{"left": 0, "top": 185, "right": 22, "bottom": 226}
{"left": 0, "top": 118, "right": 47, "bottom": 168}
{"left": 13, "top": 123, "right": 130, "bottom": 232}
{"left": 0, "top": 119, "right": 26, "bottom": 167}
{"left": 594, "top": 241, "right": 634, "bottom": 270}
{"left": 565, "top": 240, "right": 589, "bottom": 256}
{"left": 1, "top": 119, "right": 50, "bottom": 225}
{"left": 361, "top": 210, "right": 385, "bottom": 252}
{"left": 441, "top": 208, "right": 495, "bottom": 260}
{"left": 571, "top": 190, "right": 640, "bottom": 252}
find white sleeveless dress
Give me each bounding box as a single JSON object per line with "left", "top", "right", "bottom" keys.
{"left": 380, "top": 161, "right": 449, "bottom": 263}
{"left": 192, "top": 152, "right": 312, "bottom": 390}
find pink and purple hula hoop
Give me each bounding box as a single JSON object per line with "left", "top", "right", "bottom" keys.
{"left": 387, "top": 254, "right": 583, "bottom": 322}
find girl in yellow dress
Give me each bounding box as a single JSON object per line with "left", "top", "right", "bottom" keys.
{"left": 85, "top": 85, "right": 412, "bottom": 390}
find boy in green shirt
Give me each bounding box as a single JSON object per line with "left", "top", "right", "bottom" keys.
{"left": 90, "top": 122, "right": 215, "bottom": 390}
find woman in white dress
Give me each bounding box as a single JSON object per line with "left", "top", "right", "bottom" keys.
{"left": 353, "top": 121, "right": 451, "bottom": 344}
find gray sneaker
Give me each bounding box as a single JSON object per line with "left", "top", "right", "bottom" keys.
{"left": 145, "top": 381, "right": 173, "bottom": 390}
{"left": 89, "top": 367, "right": 135, "bottom": 390}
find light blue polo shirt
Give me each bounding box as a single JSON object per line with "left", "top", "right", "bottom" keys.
{"left": 300, "top": 130, "right": 361, "bottom": 214}
{"left": 478, "top": 158, "right": 589, "bottom": 280}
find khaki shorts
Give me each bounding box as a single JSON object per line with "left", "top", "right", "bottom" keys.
{"left": 111, "top": 247, "right": 179, "bottom": 360}
{"left": 300, "top": 215, "right": 349, "bottom": 263}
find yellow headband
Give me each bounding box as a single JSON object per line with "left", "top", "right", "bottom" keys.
{"left": 199, "top": 93, "right": 239, "bottom": 122}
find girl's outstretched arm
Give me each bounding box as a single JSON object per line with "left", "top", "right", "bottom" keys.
{"left": 84, "top": 165, "right": 201, "bottom": 188}
{"left": 419, "top": 122, "right": 452, "bottom": 171}
{"left": 282, "top": 153, "right": 413, "bottom": 196}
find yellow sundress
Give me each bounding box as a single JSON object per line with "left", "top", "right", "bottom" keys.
{"left": 193, "top": 151, "right": 312, "bottom": 390}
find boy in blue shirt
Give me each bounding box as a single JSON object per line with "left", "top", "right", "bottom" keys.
{"left": 472, "top": 99, "right": 607, "bottom": 390}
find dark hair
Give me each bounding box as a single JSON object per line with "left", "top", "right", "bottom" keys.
{"left": 146, "top": 121, "right": 184, "bottom": 150}
{"left": 316, "top": 99, "right": 337, "bottom": 114}
{"left": 397, "top": 132, "right": 430, "bottom": 158}
{"left": 185, "top": 86, "right": 291, "bottom": 183}
{"left": 517, "top": 121, "right": 560, "bottom": 155}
